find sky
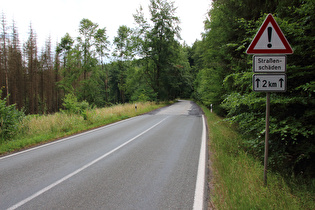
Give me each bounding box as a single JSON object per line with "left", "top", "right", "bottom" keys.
{"left": 1, "top": 0, "right": 211, "bottom": 51}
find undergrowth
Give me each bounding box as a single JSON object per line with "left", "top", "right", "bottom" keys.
{"left": 201, "top": 104, "right": 314, "bottom": 209}
{"left": 0, "top": 102, "right": 166, "bottom": 155}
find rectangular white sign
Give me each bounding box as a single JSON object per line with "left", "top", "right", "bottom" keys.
{"left": 253, "top": 74, "right": 286, "bottom": 92}
{"left": 253, "top": 55, "right": 286, "bottom": 73}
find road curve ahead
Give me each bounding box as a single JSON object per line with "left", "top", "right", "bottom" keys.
{"left": 0, "top": 100, "right": 207, "bottom": 210}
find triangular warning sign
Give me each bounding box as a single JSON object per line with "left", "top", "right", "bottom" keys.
{"left": 246, "top": 14, "right": 293, "bottom": 54}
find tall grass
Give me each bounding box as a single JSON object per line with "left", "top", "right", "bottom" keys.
{"left": 0, "top": 102, "right": 166, "bottom": 155}
{"left": 201, "top": 105, "right": 314, "bottom": 210}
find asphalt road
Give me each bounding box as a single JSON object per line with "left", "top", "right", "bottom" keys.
{"left": 0, "top": 100, "right": 207, "bottom": 210}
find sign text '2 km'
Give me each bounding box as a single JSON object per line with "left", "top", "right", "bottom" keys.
{"left": 253, "top": 74, "right": 286, "bottom": 92}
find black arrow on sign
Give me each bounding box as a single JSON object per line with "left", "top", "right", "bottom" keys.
{"left": 279, "top": 78, "right": 284, "bottom": 88}
{"left": 256, "top": 78, "right": 261, "bottom": 88}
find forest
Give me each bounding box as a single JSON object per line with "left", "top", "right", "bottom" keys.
{"left": 1, "top": 0, "right": 314, "bottom": 178}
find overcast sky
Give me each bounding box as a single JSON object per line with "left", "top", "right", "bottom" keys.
{"left": 1, "top": 0, "right": 211, "bottom": 50}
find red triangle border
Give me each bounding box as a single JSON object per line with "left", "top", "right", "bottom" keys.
{"left": 246, "top": 14, "right": 293, "bottom": 54}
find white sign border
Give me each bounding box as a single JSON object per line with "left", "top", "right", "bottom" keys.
{"left": 253, "top": 73, "right": 287, "bottom": 92}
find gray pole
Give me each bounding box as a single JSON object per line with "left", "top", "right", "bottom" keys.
{"left": 264, "top": 92, "right": 270, "bottom": 185}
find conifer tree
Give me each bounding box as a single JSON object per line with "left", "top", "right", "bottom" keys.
{"left": 1, "top": 13, "right": 9, "bottom": 104}
{"left": 23, "top": 24, "right": 38, "bottom": 114}
{"left": 8, "top": 20, "right": 24, "bottom": 110}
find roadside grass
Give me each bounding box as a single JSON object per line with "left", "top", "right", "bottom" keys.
{"left": 201, "top": 105, "right": 315, "bottom": 210}
{"left": 0, "top": 102, "right": 167, "bottom": 155}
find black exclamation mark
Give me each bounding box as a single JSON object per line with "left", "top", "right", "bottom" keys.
{"left": 267, "top": 27, "right": 272, "bottom": 48}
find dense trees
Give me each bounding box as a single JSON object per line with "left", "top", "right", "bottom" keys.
{"left": 132, "top": 0, "right": 189, "bottom": 100}
{"left": 191, "top": 0, "right": 314, "bottom": 177}
{"left": 0, "top": 0, "right": 191, "bottom": 111}
{"left": 113, "top": 25, "right": 133, "bottom": 103}
{"left": 0, "top": 0, "right": 314, "bottom": 177}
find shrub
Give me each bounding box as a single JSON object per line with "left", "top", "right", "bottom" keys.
{"left": 0, "top": 90, "right": 24, "bottom": 141}
{"left": 61, "top": 93, "right": 90, "bottom": 119}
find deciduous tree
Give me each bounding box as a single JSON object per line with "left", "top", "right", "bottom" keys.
{"left": 133, "top": 0, "right": 181, "bottom": 100}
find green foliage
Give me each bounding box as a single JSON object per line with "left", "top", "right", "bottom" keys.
{"left": 132, "top": 0, "right": 190, "bottom": 101}
{"left": 221, "top": 92, "right": 315, "bottom": 175}
{"left": 0, "top": 102, "right": 167, "bottom": 155}
{"left": 113, "top": 25, "right": 134, "bottom": 59}
{"left": 192, "top": 0, "right": 315, "bottom": 177}
{"left": 61, "top": 93, "right": 90, "bottom": 120}
{"left": 56, "top": 18, "right": 109, "bottom": 107}
{"left": 131, "top": 87, "right": 157, "bottom": 102}
{"left": 201, "top": 105, "right": 314, "bottom": 210}
{"left": 0, "top": 90, "right": 24, "bottom": 141}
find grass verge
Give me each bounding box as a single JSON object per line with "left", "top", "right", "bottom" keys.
{"left": 200, "top": 104, "right": 314, "bottom": 210}
{"left": 0, "top": 102, "right": 168, "bottom": 156}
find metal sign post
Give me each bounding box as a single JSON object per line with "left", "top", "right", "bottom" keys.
{"left": 264, "top": 92, "right": 270, "bottom": 185}
{"left": 246, "top": 14, "right": 293, "bottom": 185}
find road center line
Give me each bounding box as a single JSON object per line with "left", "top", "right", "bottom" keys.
{"left": 7, "top": 116, "right": 169, "bottom": 210}
{"left": 0, "top": 116, "right": 137, "bottom": 161}
{"left": 193, "top": 115, "right": 207, "bottom": 210}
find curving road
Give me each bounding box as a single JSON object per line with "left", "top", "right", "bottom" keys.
{"left": 0, "top": 100, "right": 207, "bottom": 210}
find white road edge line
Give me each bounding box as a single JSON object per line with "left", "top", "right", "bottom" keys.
{"left": 193, "top": 115, "right": 207, "bottom": 210}
{"left": 7, "top": 116, "right": 169, "bottom": 210}
{"left": 0, "top": 116, "right": 137, "bottom": 161}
